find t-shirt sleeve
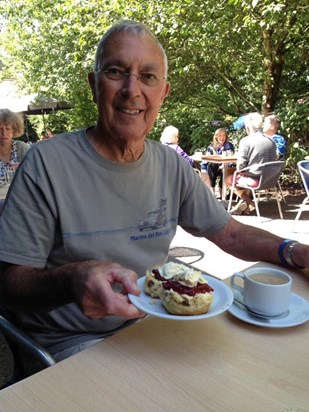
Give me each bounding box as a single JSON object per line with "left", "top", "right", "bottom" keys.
{"left": 176, "top": 162, "right": 231, "bottom": 237}
{"left": 0, "top": 151, "right": 56, "bottom": 268}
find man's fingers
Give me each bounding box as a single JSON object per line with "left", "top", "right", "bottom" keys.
{"left": 109, "top": 268, "right": 141, "bottom": 296}
{"left": 112, "top": 294, "right": 143, "bottom": 319}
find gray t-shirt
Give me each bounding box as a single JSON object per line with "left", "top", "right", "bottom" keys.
{"left": 0, "top": 129, "right": 230, "bottom": 351}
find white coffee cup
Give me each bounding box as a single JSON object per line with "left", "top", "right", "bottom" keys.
{"left": 230, "top": 267, "right": 292, "bottom": 316}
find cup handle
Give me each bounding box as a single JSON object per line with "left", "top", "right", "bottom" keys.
{"left": 230, "top": 272, "right": 245, "bottom": 296}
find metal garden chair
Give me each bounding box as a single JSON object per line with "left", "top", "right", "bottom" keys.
{"left": 228, "top": 161, "right": 285, "bottom": 218}
{"left": 0, "top": 303, "right": 56, "bottom": 388}
{"left": 292, "top": 160, "right": 309, "bottom": 232}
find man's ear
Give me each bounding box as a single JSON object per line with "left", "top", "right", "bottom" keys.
{"left": 161, "top": 82, "right": 170, "bottom": 105}
{"left": 88, "top": 72, "right": 97, "bottom": 104}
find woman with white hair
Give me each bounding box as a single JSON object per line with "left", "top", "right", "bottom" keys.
{"left": 0, "top": 109, "right": 30, "bottom": 176}
{"left": 160, "top": 125, "right": 195, "bottom": 166}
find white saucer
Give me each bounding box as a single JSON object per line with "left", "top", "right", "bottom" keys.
{"left": 128, "top": 275, "right": 233, "bottom": 321}
{"left": 228, "top": 292, "right": 309, "bottom": 328}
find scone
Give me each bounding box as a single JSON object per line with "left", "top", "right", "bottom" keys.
{"left": 158, "top": 267, "right": 214, "bottom": 315}
{"left": 144, "top": 262, "right": 194, "bottom": 298}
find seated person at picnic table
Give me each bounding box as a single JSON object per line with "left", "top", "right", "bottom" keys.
{"left": 0, "top": 109, "right": 30, "bottom": 175}
{"left": 227, "top": 112, "right": 277, "bottom": 215}
{"left": 0, "top": 21, "right": 308, "bottom": 367}
{"left": 160, "top": 125, "right": 195, "bottom": 167}
{"left": 202, "top": 128, "right": 234, "bottom": 197}
{"left": 41, "top": 129, "right": 55, "bottom": 140}
{"left": 263, "top": 114, "right": 287, "bottom": 160}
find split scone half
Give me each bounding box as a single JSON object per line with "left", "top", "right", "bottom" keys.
{"left": 145, "top": 262, "right": 214, "bottom": 315}
{"left": 144, "top": 262, "right": 191, "bottom": 298}
{"left": 158, "top": 265, "right": 214, "bottom": 315}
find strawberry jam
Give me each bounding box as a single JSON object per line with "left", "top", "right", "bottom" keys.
{"left": 163, "top": 280, "right": 214, "bottom": 296}
{"left": 152, "top": 269, "right": 166, "bottom": 281}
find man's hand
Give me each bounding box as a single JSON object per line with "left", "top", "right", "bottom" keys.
{"left": 0, "top": 260, "right": 146, "bottom": 319}
{"left": 72, "top": 261, "right": 145, "bottom": 320}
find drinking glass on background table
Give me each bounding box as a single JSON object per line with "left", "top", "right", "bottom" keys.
{"left": 193, "top": 151, "right": 203, "bottom": 161}
{"left": 0, "top": 174, "right": 8, "bottom": 196}
{"left": 230, "top": 267, "right": 292, "bottom": 316}
{"left": 5, "top": 168, "right": 16, "bottom": 185}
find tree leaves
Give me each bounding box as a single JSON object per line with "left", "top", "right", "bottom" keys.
{"left": 0, "top": 0, "right": 308, "bottom": 151}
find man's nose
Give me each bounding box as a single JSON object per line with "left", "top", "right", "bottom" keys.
{"left": 125, "top": 72, "right": 142, "bottom": 82}
{"left": 121, "top": 73, "right": 142, "bottom": 96}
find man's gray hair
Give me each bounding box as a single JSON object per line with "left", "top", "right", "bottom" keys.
{"left": 264, "top": 114, "right": 281, "bottom": 129}
{"left": 244, "top": 112, "right": 263, "bottom": 132}
{"left": 94, "top": 20, "right": 168, "bottom": 76}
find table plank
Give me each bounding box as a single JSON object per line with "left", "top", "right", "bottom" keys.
{"left": 202, "top": 155, "right": 237, "bottom": 163}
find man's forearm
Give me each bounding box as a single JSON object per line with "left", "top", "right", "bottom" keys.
{"left": 209, "top": 218, "right": 308, "bottom": 269}
{"left": 0, "top": 262, "right": 78, "bottom": 312}
{"left": 0, "top": 260, "right": 143, "bottom": 321}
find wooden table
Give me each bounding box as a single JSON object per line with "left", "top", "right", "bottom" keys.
{"left": 202, "top": 155, "right": 237, "bottom": 201}
{"left": 0, "top": 263, "right": 308, "bottom": 412}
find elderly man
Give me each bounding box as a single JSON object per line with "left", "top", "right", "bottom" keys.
{"left": 229, "top": 112, "right": 277, "bottom": 215}
{"left": 263, "top": 114, "right": 287, "bottom": 160}
{"left": 0, "top": 22, "right": 308, "bottom": 364}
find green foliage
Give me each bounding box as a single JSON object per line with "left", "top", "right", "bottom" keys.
{"left": 0, "top": 0, "right": 308, "bottom": 163}
{"left": 278, "top": 98, "right": 309, "bottom": 143}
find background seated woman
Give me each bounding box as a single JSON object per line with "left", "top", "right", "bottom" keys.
{"left": 0, "top": 108, "right": 30, "bottom": 177}
{"left": 160, "top": 125, "right": 196, "bottom": 167}
{"left": 202, "top": 128, "right": 234, "bottom": 197}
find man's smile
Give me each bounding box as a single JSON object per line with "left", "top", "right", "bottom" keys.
{"left": 118, "top": 108, "right": 143, "bottom": 115}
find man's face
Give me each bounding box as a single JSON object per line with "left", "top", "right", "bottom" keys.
{"left": 88, "top": 32, "right": 170, "bottom": 143}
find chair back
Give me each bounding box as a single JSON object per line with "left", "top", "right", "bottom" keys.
{"left": 254, "top": 161, "right": 285, "bottom": 190}
{"left": 0, "top": 302, "right": 55, "bottom": 387}
{"left": 298, "top": 160, "right": 309, "bottom": 196}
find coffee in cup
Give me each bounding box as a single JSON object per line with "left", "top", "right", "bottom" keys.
{"left": 230, "top": 267, "right": 292, "bottom": 316}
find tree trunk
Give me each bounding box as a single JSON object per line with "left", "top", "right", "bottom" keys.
{"left": 262, "top": 30, "right": 285, "bottom": 116}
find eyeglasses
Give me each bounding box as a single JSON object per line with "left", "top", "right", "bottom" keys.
{"left": 95, "top": 68, "right": 166, "bottom": 87}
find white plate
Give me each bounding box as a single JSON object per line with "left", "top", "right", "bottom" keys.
{"left": 228, "top": 292, "right": 309, "bottom": 328}
{"left": 128, "top": 275, "right": 234, "bottom": 321}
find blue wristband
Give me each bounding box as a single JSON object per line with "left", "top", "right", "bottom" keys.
{"left": 278, "top": 239, "right": 304, "bottom": 268}
{"left": 278, "top": 239, "right": 294, "bottom": 266}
